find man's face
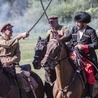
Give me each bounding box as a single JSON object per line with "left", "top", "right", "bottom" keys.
{"left": 76, "top": 22, "right": 85, "bottom": 30}
{"left": 4, "top": 28, "right": 13, "bottom": 38}
{"left": 49, "top": 19, "right": 58, "bottom": 29}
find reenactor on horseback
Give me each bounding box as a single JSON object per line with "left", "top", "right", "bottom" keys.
{"left": 45, "top": 16, "right": 69, "bottom": 98}
{"left": 46, "top": 16, "right": 69, "bottom": 41}
{"left": 60, "top": 12, "right": 98, "bottom": 98}
{"left": 0, "top": 23, "right": 29, "bottom": 98}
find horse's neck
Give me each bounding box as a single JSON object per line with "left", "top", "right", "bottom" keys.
{"left": 55, "top": 47, "right": 75, "bottom": 89}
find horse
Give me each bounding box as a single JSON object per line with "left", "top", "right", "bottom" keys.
{"left": 33, "top": 37, "right": 56, "bottom": 98}
{"left": 41, "top": 39, "right": 98, "bottom": 98}
{"left": 0, "top": 62, "right": 44, "bottom": 98}
{"left": 0, "top": 61, "right": 20, "bottom": 98}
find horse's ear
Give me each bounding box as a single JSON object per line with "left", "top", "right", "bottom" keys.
{"left": 38, "top": 36, "right": 41, "bottom": 40}
{"left": 45, "top": 35, "right": 49, "bottom": 42}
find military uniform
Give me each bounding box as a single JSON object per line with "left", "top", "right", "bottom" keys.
{"left": 0, "top": 35, "right": 20, "bottom": 64}
{"left": 61, "top": 12, "right": 98, "bottom": 98}
{"left": 0, "top": 23, "right": 27, "bottom": 98}
{"left": 46, "top": 16, "right": 68, "bottom": 41}
{"left": 45, "top": 16, "right": 69, "bottom": 98}
{"left": 47, "top": 25, "right": 68, "bottom": 40}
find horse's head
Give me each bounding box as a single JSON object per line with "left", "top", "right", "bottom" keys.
{"left": 33, "top": 36, "right": 48, "bottom": 69}
{"left": 41, "top": 39, "right": 68, "bottom": 69}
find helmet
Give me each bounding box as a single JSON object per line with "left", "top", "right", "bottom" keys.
{"left": 74, "top": 12, "right": 91, "bottom": 23}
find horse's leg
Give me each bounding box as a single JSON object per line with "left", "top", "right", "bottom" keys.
{"left": 44, "top": 82, "right": 54, "bottom": 98}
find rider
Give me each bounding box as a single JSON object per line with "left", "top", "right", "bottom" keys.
{"left": 60, "top": 12, "right": 98, "bottom": 98}
{"left": 45, "top": 16, "right": 69, "bottom": 98}
{"left": 46, "top": 15, "right": 69, "bottom": 41}
{"left": 0, "top": 23, "right": 29, "bottom": 98}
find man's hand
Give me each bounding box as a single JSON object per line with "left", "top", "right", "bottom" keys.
{"left": 75, "top": 44, "right": 84, "bottom": 50}
{"left": 3, "top": 61, "right": 13, "bottom": 67}
{"left": 22, "top": 32, "right": 29, "bottom": 39}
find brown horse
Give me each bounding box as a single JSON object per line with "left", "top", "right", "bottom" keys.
{"left": 0, "top": 63, "right": 44, "bottom": 98}
{"left": 41, "top": 39, "right": 98, "bottom": 98}
{"left": 0, "top": 67, "right": 20, "bottom": 98}
{"left": 33, "top": 37, "right": 56, "bottom": 98}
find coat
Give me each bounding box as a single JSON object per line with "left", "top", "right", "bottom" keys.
{"left": 46, "top": 25, "right": 68, "bottom": 41}
{"left": 62, "top": 25, "right": 98, "bottom": 64}
{"left": 0, "top": 35, "right": 20, "bottom": 64}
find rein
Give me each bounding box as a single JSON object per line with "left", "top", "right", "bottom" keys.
{"left": 45, "top": 41, "right": 69, "bottom": 66}
{"left": 44, "top": 41, "right": 84, "bottom": 97}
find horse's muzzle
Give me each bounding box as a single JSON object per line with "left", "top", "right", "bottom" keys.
{"left": 32, "top": 60, "right": 41, "bottom": 69}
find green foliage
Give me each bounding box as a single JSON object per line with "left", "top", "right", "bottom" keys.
{"left": 28, "top": 0, "right": 98, "bottom": 24}
{"left": 86, "top": 7, "right": 98, "bottom": 18}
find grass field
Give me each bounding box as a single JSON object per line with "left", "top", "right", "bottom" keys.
{"left": 19, "top": 33, "right": 46, "bottom": 81}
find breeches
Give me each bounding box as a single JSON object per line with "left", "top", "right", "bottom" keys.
{"left": 15, "top": 65, "right": 30, "bottom": 89}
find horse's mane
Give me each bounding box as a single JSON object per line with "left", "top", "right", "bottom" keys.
{"left": 49, "top": 39, "right": 70, "bottom": 57}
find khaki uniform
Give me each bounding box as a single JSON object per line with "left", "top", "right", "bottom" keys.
{"left": 46, "top": 25, "right": 68, "bottom": 41}
{"left": 0, "top": 35, "right": 20, "bottom": 64}
{"left": 0, "top": 35, "right": 27, "bottom": 98}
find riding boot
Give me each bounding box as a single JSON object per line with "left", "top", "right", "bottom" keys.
{"left": 86, "top": 84, "right": 94, "bottom": 98}
{"left": 19, "top": 88, "right": 27, "bottom": 98}
{"left": 89, "top": 84, "right": 94, "bottom": 98}
{"left": 16, "top": 74, "right": 27, "bottom": 98}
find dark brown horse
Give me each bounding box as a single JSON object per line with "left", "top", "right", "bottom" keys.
{"left": 33, "top": 37, "right": 56, "bottom": 98}
{"left": 41, "top": 39, "right": 98, "bottom": 98}
{"left": 0, "top": 63, "right": 44, "bottom": 98}
{"left": 0, "top": 63, "right": 20, "bottom": 98}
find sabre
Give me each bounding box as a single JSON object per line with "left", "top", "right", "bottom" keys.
{"left": 39, "top": 0, "right": 55, "bottom": 31}
{"left": 27, "top": 0, "right": 52, "bottom": 34}
{"left": 39, "top": 0, "right": 49, "bottom": 22}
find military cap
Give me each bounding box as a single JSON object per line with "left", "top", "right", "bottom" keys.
{"left": 1, "top": 23, "right": 13, "bottom": 32}
{"left": 74, "top": 12, "right": 91, "bottom": 23}
{"left": 48, "top": 16, "right": 58, "bottom": 21}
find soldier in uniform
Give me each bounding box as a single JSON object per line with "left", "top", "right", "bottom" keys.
{"left": 60, "top": 12, "right": 98, "bottom": 98}
{"left": 0, "top": 23, "right": 29, "bottom": 98}
{"left": 45, "top": 16, "right": 69, "bottom": 98}
{"left": 46, "top": 16, "right": 69, "bottom": 41}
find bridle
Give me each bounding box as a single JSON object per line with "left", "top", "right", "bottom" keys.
{"left": 43, "top": 40, "right": 85, "bottom": 97}
{"left": 44, "top": 41, "right": 69, "bottom": 68}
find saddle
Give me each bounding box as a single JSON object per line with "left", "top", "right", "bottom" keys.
{"left": 20, "top": 64, "right": 38, "bottom": 92}
{"left": 20, "top": 64, "right": 31, "bottom": 72}
{"left": 3, "top": 64, "right": 38, "bottom": 93}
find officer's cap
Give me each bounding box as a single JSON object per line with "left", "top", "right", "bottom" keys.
{"left": 48, "top": 16, "right": 58, "bottom": 21}
{"left": 1, "top": 23, "right": 13, "bottom": 32}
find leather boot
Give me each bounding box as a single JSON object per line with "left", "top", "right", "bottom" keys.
{"left": 89, "top": 84, "right": 94, "bottom": 98}
{"left": 86, "top": 84, "right": 94, "bottom": 98}
{"left": 19, "top": 88, "right": 27, "bottom": 98}
{"left": 16, "top": 74, "right": 27, "bottom": 98}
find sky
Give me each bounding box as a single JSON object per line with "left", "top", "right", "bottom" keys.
{"left": 0, "top": 0, "right": 49, "bottom": 34}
